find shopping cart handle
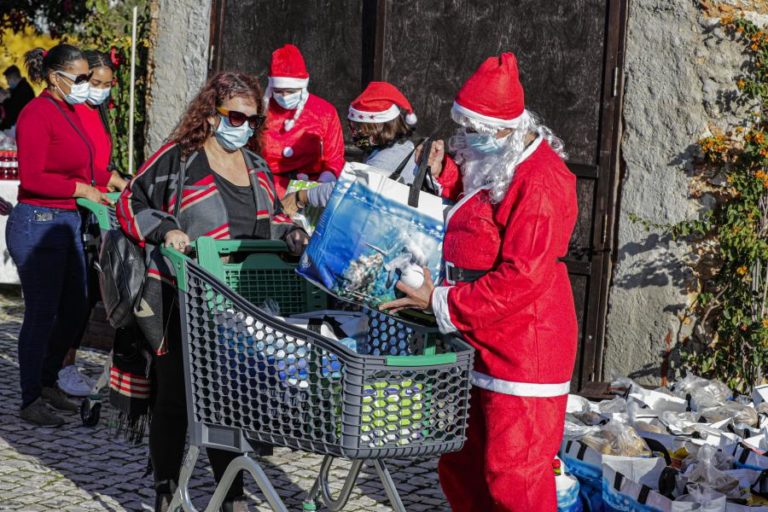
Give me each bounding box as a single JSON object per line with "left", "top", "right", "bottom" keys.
{"left": 160, "top": 245, "right": 190, "bottom": 292}
{"left": 76, "top": 192, "right": 121, "bottom": 231}
{"left": 191, "top": 237, "right": 290, "bottom": 256}
{"left": 76, "top": 192, "right": 121, "bottom": 211}
{"left": 385, "top": 352, "right": 457, "bottom": 367}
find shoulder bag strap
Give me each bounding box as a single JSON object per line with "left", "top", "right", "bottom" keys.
{"left": 388, "top": 137, "right": 424, "bottom": 182}
{"left": 408, "top": 138, "right": 433, "bottom": 208}
{"left": 43, "top": 96, "right": 96, "bottom": 186}
{"left": 173, "top": 152, "right": 190, "bottom": 218}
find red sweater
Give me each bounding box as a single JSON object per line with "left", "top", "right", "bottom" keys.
{"left": 16, "top": 91, "right": 111, "bottom": 209}
{"left": 75, "top": 103, "right": 112, "bottom": 178}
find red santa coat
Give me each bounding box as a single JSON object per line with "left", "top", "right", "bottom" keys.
{"left": 261, "top": 93, "right": 345, "bottom": 197}
{"left": 432, "top": 135, "right": 578, "bottom": 395}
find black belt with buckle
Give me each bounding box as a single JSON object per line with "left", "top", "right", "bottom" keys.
{"left": 445, "top": 262, "right": 488, "bottom": 284}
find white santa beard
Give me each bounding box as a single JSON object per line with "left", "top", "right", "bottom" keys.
{"left": 455, "top": 128, "right": 529, "bottom": 203}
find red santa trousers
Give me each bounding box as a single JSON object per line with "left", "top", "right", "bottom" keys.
{"left": 438, "top": 388, "right": 567, "bottom": 512}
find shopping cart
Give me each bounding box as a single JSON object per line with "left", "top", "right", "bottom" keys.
{"left": 161, "top": 237, "right": 475, "bottom": 512}
{"left": 75, "top": 192, "right": 121, "bottom": 427}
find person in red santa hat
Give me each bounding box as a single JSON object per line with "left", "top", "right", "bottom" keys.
{"left": 381, "top": 52, "right": 578, "bottom": 512}
{"left": 347, "top": 81, "right": 423, "bottom": 181}
{"left": 261, "top": 44, "right": 345, "bottom": 214}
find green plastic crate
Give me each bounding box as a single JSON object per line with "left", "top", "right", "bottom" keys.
{"left": 192, "top": 237, "right": 326, "bottom": 314}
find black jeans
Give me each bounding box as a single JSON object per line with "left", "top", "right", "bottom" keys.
{"left": 6, "top": 203, "right": 89, "bottom": 408}
{"left": 149, "top": 313, "right": 244, "bottom": 501}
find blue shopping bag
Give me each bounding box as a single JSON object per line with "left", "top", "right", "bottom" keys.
{"left": 297, "top": 162, "right": 451, "bottom": 310}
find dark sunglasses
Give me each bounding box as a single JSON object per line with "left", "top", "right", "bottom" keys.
{"left": 56, "top": 70, "right": 93, "bottom": 85}
{"left": 217, "top": 107, "right": 265, "bottom": 129}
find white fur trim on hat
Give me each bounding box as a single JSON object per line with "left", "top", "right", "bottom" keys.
{"left": 451, "top": 101, "right": 525, "bottom": 129}
{"left": 269, "top": 76, "right": 309, "bottom": 89}
{"left": 347, "top": 103, "right": 401, "bottom": 123}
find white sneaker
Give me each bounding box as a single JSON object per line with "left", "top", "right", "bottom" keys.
{"left": 57, "top": 365, "right": 95, "bottom": 397}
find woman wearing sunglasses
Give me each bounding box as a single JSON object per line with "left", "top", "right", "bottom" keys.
{"left": 7, "top": 44, "right": 120, "bottom": 427}
{"left": 55, "top": 49, "right": 130, "bottom": 399}
{"left": 117, "top": 71, "right": 309, "bottom": 512}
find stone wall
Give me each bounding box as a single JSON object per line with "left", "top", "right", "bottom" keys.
{"left": 144, "top": 0, "right": 212, "bottom": 154}
{"left": 603, "top": 0, "right": 767, "bottom": 382}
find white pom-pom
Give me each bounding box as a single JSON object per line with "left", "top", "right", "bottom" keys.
{"left": 284, "top": 119, "right": 295, "bottom": 131}
{"left": 405, "top": 112, "right": 417, "bottom": 126}
{"left": 400, "top": 265, "right": 425, "bottom": 289}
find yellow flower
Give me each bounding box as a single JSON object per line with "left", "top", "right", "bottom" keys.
{"left": 737, "top": 266, "right": 749, "bottom": 275}
{"left": 738, "top": 79, "right": 747, "bottom": 89}
{"left": 762, "top": 319, "right": 768, "bottom": 328}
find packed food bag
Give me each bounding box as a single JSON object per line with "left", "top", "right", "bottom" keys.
{"left": 297, "top": 162, "right": 449, "bottom": 312}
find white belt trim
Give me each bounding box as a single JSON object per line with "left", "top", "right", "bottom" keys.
{"left": 470, "top": 371, "right": 570, "bottom": 397}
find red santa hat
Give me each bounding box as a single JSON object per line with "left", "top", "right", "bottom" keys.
{"left": 451, "top": 52, "right": 526, "bottom": 128}
{"left": 265, "top": 44, "right": 310, "bottom": 132}
{"left": 268, "top": 44, "right": 309, "bottom": 88}
{"left": 348, "top": 81, "right": 417, "bottom": 126}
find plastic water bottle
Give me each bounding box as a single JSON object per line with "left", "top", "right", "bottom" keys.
{"left": 554, "top": 457, "right": 583, "bottom": 512}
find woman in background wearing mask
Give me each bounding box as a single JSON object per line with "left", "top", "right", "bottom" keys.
{"left": 117, "top": 71, "right": 308, "bottom": 512}
{"left": 8, "top": 44, "right": 119, "bottom": 426}
{"left": 347, "top": 82, "right": 421, "bottom": 178}
{"left": 54, "top": 49, "right": 128, "bottom": 398}
{"left": 261, "top": 44, "right": 345, "bottom": 215}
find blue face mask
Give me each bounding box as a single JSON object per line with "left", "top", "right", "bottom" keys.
{"left": 273, "top": 90, "right": 302, "bottom": 110}
{"left": 464, "top": 132, "right": 506, "bottom": 155}
{"left": 214, "top": 115, "right": 254, "bottom": 151}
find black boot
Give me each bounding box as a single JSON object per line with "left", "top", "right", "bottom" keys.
{"left": 154, "top": 480, "right": 177, "bottom": 512}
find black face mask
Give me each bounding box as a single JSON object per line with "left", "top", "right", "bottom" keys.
{"left": 352, "top": 133, "right": 373, "bottom": 151}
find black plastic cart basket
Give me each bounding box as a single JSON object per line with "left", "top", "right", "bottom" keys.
{"left": 161, "top": 237, "right": 474, "bottom": 512}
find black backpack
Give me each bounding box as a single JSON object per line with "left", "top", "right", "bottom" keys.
{"left": 98, "top": 155, "right": 188, "bottom": 329}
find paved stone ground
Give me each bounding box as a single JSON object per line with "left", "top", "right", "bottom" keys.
{"left": 0, "top": 293, "right": 449, "bottom": 511}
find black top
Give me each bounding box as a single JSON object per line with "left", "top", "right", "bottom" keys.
{"left": 213, "top": 173, "right": 270, "bottom": 240}
{"left": 0, "top": 78, "right": 35, "bottom": 130}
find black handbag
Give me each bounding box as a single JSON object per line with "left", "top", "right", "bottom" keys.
{"left": 98, "top": 155, "right": 188, "bottom": 329}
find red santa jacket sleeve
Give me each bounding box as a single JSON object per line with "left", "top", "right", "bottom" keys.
{"left": 432, "top": 179, "right": 561, "bottom": 337}
{"left": 436, "top": 155, "right": 463, "bottom": 201}
{"left": 320, "top": 109, "right": 345, "bottom": 177}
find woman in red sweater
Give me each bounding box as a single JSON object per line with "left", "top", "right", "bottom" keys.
{"left": 54, "top": 49, "right": 128, "bottom": 398}
{"left": 7, "top": 44, "right": 122, "bottom": 426}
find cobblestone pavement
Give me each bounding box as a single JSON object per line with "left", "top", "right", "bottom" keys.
{"left": 0, "top": 294, "right": 449, "bottom": 511}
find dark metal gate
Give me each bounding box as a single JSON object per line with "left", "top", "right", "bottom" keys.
{"left": 208, "top": 0, "right": 628, "bottom": 390}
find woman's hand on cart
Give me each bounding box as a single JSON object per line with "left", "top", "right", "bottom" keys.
{"left": 74, "top": 182, "right": 115, "bottom": 206}
{"left": 107, "top": 171, "right": 129, "bottom": 193}
{"left": 164, "top": 229, "right": 191, "bottom": 253}
{"left": 284, "top": 227, "right": 309, "bottom": 256}
{"left": 379, "top": 267, "right": 435, "bottom": 314}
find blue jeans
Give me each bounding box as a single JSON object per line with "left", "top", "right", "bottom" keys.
{"left": 6, "top": 202, "right": 89, "bottom": 408}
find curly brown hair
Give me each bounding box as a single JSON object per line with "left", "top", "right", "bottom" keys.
{"left": 170, "top": 72, "right": 266, "bottom": 156}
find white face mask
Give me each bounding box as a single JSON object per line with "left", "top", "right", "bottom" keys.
{"left": 214, "top": 115, "right": 254, "bottom": 152}
{"left": 87, "top": 86, "right": 111, "bottom": 106}
{"left": 273, "top": 90, "right": 302, "bottom": 110}
{"left": 55, "top": 72, "right": 90, "bottom": 105}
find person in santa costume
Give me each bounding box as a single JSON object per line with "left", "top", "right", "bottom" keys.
{"left": 347, "top": 81, "right": 422, "bottom": 180}
{"left": 261, "top": 44, "right": 345, "bottom": 212}
{"left": 381, "top": 52, "right": 578, "bottom": 512}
